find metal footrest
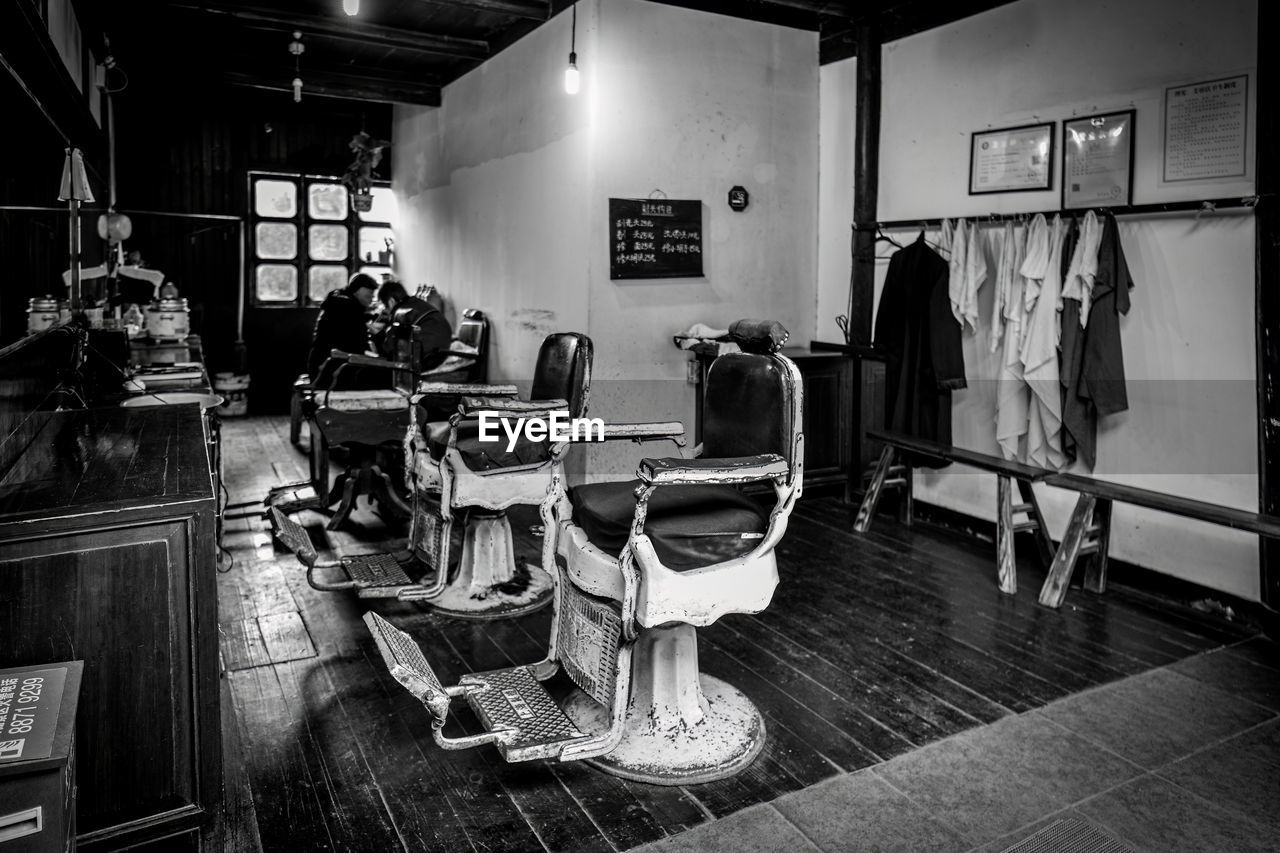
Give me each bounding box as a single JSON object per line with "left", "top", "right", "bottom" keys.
{"left": 460, "top": 667, "right": 589, "bottom": 761}
{"left": 364, "top": 612, "right": 591, "bottom": 762}
{"left": 265, "top": 481, "right": 323, "bottom": 514}
{"left": 344, "top": 553, "right": 432, "bottom": 600}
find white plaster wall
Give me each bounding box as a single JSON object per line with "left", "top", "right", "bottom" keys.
{"left": 854, "top": 0, "right": 1260, "bottom": 598}
{"left": 817, "top": 57, "right": 857, "bottom": 344}
{"left": 393, "top": 6, "right": 595, "bottom": 380}
{"left": 395, "top": 0, "right": 820, "bottom": 484}
{"left": 585, "top": 0, "right": 819, "bottom": 480}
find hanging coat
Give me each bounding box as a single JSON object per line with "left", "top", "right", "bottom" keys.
{"left": 1060, "top": 212, "right": 1098, "bottom": 465}
{"left": 1085, "top": 211, "right": 1133, "bottom": 416}
{"left": 875, "top": 234, "right": 966, "bottom": 459}
{"left": 1019, "top": 214, "right": 1068, "bottom": 470}
{"left": 993, "top": 222, "right": 1031, "bottom": 461}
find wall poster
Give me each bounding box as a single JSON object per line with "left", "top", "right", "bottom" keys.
{"left": 1162, "top": 74, "right": 1249, "bottom": 182}
{"left": 1063, "top": 110, "right": 1135, "bottom": 209}
{"left": 968, "top": 122, "right": 1054, "bottom": 195}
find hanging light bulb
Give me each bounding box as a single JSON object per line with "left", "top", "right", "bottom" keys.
{"left": 343, "top": 0, "right": 359, "bottom": 15}
{"left": 563, "top": 2, "right": 579, "bottom": 95}
{"left": 564, "top": 52, "right": 579, "bottom": 95}
{"left": 288, "top": 31, "right": 305, "bottom": 103}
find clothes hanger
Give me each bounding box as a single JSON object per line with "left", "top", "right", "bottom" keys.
{"left": 875, "top": 225, "right": 904, "bottom": 249}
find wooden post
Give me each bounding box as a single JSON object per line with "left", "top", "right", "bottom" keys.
{"left": 1256, "top": 0, "right": 1280, "bottom": 620}
{"left": 853, "top": 445, "right": 894, "bottom": 534}
{"left": 67, "top": 197, "right": 82, "bottom": 313}
{"left": 1039, "top": 494, "right": 1096, "bottom": 609}
{"left": 848, "top": 21, "right": 881, "bottom": 347}
{"left": 1016, "top": 478, "right": 1056, "bottom": 567}
{"left": 996, "top": 474, "right": 1016, "bottom": 594}
{"left": 1082, "top": 498, "right": 1113, "bottom": 594}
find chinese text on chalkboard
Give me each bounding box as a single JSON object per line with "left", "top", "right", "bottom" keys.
{"left": 610, "top": 198, "right": 703, "bottom": 279}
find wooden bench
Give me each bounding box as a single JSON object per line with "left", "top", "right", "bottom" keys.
{"left": 855, "top": 429, "right": 1056, "bottom": 594}
{"left": 1037, "top": 472, "right": 1280, "bottom": 609}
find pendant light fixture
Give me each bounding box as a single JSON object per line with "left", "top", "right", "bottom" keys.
{"left": 288, "top": 31, "right": 305, "bottom": 103}
{"left": 564, "top": 2, "right": 579, "bottom": 95}
{"left": 343, "top": 0, "right": 359, "bottom": 15}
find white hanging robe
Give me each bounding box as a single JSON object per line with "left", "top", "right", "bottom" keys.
{"left": 960, "top": 220, "right": 988, "bottom": 334}
{"left": 938, "top": 218, "right": 954, "bottom": 259}
{"left": 947, "top": 219, "right": 968, "bottom": 326}
{"left": 993, "top": 222, "right": 1030, "bottom": 460}
{"left": 1061, "top": 210, "right": 1103, "bottom": 326}
{"left": 1019, "top": 214, "right": 1068, "bottom": 470}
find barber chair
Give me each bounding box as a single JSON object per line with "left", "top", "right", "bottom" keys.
{"left": 402, "top": 332, "right": 592, "bottom": 619}
{"left": 366, "top": 321, "right": 803, "bottom": 784}
{"left": 421, "top": 308, "right": 491, "bottom": 384}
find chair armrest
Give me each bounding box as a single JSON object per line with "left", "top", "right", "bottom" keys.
{"left": 414, "top": 381, "right": 519, "bottom": 398}
{"left": 327, "top": 349, "right": 412, "bottom": 372}
{"left": 459, "top": 396, "right": 568, "bottom": 415}
{"left": 638, "top": 453, "right": 788, "bottom": 486}
{"left": 601, "top": 422, "right": 686, "bottom": 446}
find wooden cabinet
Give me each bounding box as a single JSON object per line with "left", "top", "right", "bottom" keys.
{"left": 0, "top": 406, "right": 221, "bottom": 851}
{"left": 694, "top": 346, "right": 854, "bottom": 497}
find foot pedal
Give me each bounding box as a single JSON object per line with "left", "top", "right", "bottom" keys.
{"left": 265, "top": 481, "right": 323, "bottom": 514}
{"left": 364, "top": 613, "right": 591, "bottom": 762}
{"left": 459, "top": 666, "right": 589, "bottom": 762}
{"left": 365, "top": 612, "right": 451, "bottom": 724}
{"left": 344, "top": 553, "right": 430, "bottom": 600}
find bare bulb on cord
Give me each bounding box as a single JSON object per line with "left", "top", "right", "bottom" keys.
{"left": 343, "top": 0, "right": 359, "bottom": 15}
{"left": 564, "top": 53, "right": 579, "bottom": 95}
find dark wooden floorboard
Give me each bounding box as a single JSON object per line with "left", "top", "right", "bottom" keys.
{"left": 214, "top": 418, "right": 1259, "bottom": 852}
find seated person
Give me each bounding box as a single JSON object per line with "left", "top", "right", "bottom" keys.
{"left": 307, "top": 273, "right": 379, "bottom": 389}
{"left": 373, "top": 280, "right": 453, "bottom": 373}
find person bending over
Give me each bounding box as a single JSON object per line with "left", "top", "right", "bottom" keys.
{"left": 374, "top": 280, "right": 453, "bottom": 372}
{"left": 307, "top": 272, "right": 378, "bottom": 389}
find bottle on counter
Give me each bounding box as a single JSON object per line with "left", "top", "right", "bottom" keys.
{"left": 123, "top": 303, "right": 145, "bottom": 339}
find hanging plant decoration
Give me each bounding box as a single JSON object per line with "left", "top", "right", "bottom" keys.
{"left": 342, "top": 131, "right": 390, "bottom": 211}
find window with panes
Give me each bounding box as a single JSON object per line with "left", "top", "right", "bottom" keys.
{"left": 249, "top": 171, "right": 397, "bottom": 306}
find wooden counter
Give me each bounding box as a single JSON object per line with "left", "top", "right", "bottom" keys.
{"left": 0, "top": 404, "right": 221, "bottom": 851}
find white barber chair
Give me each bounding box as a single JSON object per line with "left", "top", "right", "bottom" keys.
{"left": 403, "top": 332, "right": 593, "bottom": 619}
{"left": 366, "top": 320, "right": 803, "bottom": 784}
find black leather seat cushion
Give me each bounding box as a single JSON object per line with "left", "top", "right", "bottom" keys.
{"left": 424, "top": 418, "right": 550, "bottom": 471}
{"left": 569, "top": 480, "right": 767, "bottom": 572}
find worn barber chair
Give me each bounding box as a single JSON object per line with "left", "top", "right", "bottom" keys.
{"left": 367, "top": 321, "right": 803, "bottom": 783}
{"left": 402, "top": 332, "right": 593, "bottom": 619}
{"left": 288, "top": 308, "right": 491, "bottom": 446}
{"left": 420, "top": 308, "right": 491, "bottom": 385}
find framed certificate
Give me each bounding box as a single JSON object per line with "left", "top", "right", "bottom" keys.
{"left": 1161, "top": 74, "right": 1249, "bottom": 183}
{"left": 968, "top": 122, "right": 1054, "bottom": 194}
{"left": 1062, "top": 110, "right": 1135, "bottom": 209}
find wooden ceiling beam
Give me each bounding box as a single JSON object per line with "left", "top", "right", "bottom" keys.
{"left": 170, "top": 3, "right": 491, "bottom": 60}
{"left": 409, "top": 0, "right": 550, "bottom": 21}
{"left": 220, "top": 70, "right": 442, "bottom": 106}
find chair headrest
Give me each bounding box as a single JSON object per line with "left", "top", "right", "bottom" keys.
{"left": 728, "top": 319, "right": 789, "bottom": 354}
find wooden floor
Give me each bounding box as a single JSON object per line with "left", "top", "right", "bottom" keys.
{"left": 213, "top": 416, "right": 1255, "bottom": 853}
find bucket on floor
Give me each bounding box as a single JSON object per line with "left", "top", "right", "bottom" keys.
{"left": 214, "top": 372, "right": 250, "bottom": 417}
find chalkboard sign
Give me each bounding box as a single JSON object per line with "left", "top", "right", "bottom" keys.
{"left": 609, "top": 198, "right": 704, "bottom": 280}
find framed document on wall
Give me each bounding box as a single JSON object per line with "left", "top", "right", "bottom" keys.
{"left": 968, "top": 122, "right": 1054, "bottom": 194}
{"left": 1062, "top": 110, "right": 1135, "bottom": 209}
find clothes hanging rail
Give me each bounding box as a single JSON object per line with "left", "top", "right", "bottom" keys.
{"left": 855, "top": 195, "right": 1264, "bottom": 233}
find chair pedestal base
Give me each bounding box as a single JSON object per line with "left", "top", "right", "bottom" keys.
{"left": 561, "top": 623, "right": 766, "bottom": 785}
{"left": 422, "top": 508, "right": 553, "bottom": 620}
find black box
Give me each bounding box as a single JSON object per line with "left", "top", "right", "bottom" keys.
{"left": 0, "top": 662, "right": 83, "bottom": 853}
